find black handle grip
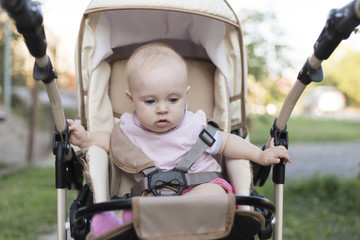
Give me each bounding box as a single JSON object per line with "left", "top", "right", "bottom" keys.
{"left": 1, "top": 0, "right": 47, "bottom": 58}
{"left": 314, "top": 0, "right": 360, "bottom": 60}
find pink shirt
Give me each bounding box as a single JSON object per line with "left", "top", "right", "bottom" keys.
{"left": 119, "top": 110, "right": 222, "bottom": 173}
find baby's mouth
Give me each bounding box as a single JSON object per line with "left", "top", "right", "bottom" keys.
{"left": 156, "top": 119, "right": 170, "bottom": 127}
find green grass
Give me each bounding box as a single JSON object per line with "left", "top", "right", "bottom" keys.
{"left": 0, "top": 167, "right": 75, "bottom": 240}
{"left": 255, "top": 174, "right": 360, "bottom": 240}
{"left": 1, "top": 167, "right": 359, "bottom": 239}
{"left": 249, "top": 115, "right": 360, "bottom": 145}
{"left": 0, "top": 163, "right": 9, "bottom": 171}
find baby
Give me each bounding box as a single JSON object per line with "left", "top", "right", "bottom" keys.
{"left": 68, "top": 43, "right": 291, "bottom": 236}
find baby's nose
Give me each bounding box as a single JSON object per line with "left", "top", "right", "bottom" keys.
{"left": 157, "top": 102, "right": 168, "bottom": 113}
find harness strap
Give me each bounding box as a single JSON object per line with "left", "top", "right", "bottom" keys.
{"left": 142, "top": 166, "right": 157, "bottom": 176}
{"left": 131, "top": 176, "right": 149, "bottom": 197}
{"left": 185, "top": 172, "right": 224, "bottom": 186}
{"left": 175, "top": 124, "right": 218, "bottom": 173}
{"left": 130, "top": 124, "right": 222, "bottom": 196}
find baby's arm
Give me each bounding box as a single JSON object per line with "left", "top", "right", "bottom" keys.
{"left": 68, "top": 119, "right": 111, "bottom": 153}
{"left": 219, "top": 133, "right": 291, "bottom": 166}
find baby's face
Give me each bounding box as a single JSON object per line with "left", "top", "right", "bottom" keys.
{"left": 127, "top": 63, "right": 188, "bottom": 133}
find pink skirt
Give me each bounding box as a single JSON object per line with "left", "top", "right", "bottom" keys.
{"left": 182, "top": 178, "right": 235, "bottom": 195}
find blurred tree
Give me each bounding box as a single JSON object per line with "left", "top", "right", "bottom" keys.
{"left": 239, "top": 10, "right": 293, "bottom": 112}
{"left": 323, "top": 47, "right": 360, "bottom": 107}
{"left": 240, "top": 10, "right": 292, "bottom": 82}
{"left": 0, "top": 9, "right": 28, "bottom": 88}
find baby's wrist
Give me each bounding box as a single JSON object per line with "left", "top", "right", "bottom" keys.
{"left": 79, "top": 131, "right": 90, "bottom": 148}
{"left": 255, "top": 151, "right": 265, "bottom": 165}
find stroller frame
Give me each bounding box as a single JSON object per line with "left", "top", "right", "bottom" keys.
{"left": 3, "top": 0, "right": 360, "bottom": 239}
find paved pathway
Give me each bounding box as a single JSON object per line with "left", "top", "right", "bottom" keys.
{"left": 0, "top": 113, "right": 52, "bottom": 171}
{"left": 286, "top": 141, "right": 360, "bottom": 181}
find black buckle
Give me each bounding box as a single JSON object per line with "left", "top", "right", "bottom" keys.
{"left": 148, "top": 169, "right": 187, "bottom": 196}
{"left": 199, "top": 129, "right": 216, "bottom": 147}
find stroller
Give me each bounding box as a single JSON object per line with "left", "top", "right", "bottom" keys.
{"left": 69, "top": 0, "right": 275, "bottom": 239}
{"left": 3, "top": 0, "right": 360, "bottom": 239}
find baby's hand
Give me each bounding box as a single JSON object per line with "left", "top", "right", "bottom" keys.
{"left": 68, "top": 119, "right": 88, "bottom": 147}
{"left": 257, "top": 145, "right": 292, "bottom": 166}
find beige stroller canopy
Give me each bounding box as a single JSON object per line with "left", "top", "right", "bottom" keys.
{"left": 76, "top": 0, "right": 247, "bottom": 136}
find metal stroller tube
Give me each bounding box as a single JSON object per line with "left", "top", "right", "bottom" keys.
{"left": 35, "top": 55, "right": 67, "bottom": 134}
{"left": 272, "top": 54, "right": 322, "bottom": 240}
{"left": 35, "top": 55, "right": 75, "bottom": 240}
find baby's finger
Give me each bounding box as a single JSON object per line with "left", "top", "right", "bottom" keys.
{"left": 282, "top": 154, "right": 291, "bottom": 164}
{"left": 67, "top": 119, "right": 74, "bottom": 127}
{"left": 272, "top": 157, "right": 281, "bottom": 164}
{"left": 267, "top": 137, "right": 275, "bottom": 148}
{"left": 274, "top": 146, "right": 292, "bottom": 164}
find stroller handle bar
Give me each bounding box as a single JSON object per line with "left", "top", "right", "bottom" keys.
{"left": 1, "top": 0, "right": 47, "bottom": 58}
{"left": 2, "top": 2, "right": 77, "bottom": 239}
{"left": 276, "top": 0, "right": 360, "bottom": 132}
{"left": 1, "top": 0, "right": 67, "bottom": 134}
{"left": 314, "top": 0, "right": 360, "bottom": 61}
{"left": 272, "top": 2, "right": 360, "bottom": 240}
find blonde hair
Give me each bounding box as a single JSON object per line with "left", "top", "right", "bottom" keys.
{"left": 126, "top": 43, "right": 187, "bottom": 85}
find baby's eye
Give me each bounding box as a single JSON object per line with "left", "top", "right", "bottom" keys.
{"left": 144, "top": 99, "right": 155, "bottom": 104}
{"left": 169, "top": 98, "right": 178, "bottom": 103}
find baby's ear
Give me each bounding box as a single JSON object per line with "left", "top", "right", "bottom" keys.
{"left": 125, "top": 90, "right": 134, "bottom": 103}
{"left": 186, "top": 85, "right": 191, "bottom": 93}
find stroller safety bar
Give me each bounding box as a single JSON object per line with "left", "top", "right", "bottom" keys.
{"left": 74, "top": 195, "right": 276, "bottom": 221}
